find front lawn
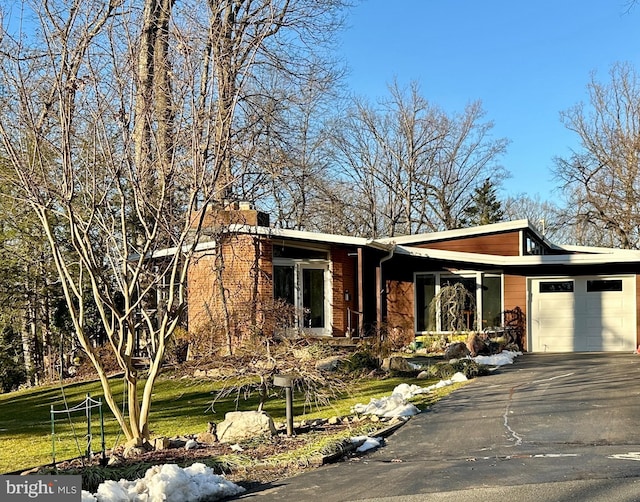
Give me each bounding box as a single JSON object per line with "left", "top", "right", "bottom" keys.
{"left": 0, "top": 359, "right": 466, "bottom": 475}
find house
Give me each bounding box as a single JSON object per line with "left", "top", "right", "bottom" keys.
{"left": 187, "top": 205, "right": 640, "bottom": 353}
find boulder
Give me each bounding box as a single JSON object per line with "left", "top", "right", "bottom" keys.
{"left": 381, "top": 356, "right": 414, "bottom": 373}
{"left": 315, "top": 355, "right": 343, "bottom": 372}
{"left": 196, "top": 431, "right": 218, "bottom": 445}
{"left": 444, "top": 342, "right": 470, "bottom": 360}
{"left": 217, "top": 411, "right": 277, "bottom": 444}
{"left": 123, "top": 437, "right": 152, "bottom": 458}
{"left": 152, "top": 437, "right": 171, "bottom": 450}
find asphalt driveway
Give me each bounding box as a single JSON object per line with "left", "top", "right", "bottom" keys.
{"left": 235, "top": 352, "right": 640, "bottom": 501}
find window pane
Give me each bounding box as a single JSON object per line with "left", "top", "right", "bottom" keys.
{"left": 416, "top": 275, "right": 436, "bottom": 331}
{"left": 303, "top": 268, "right": 325, "bottom": 328}
{"left": 274, "top": 265, "right": 295, "bottom": 304}
{"left": 440, "top": 276, "right": 476, "bottom": 331}
{"left": 539, "top": 281, "right": 573, "bottom": 293}
{"left": 587, "top": 279, "right": 623, "bottom": 292}
{"left": 482, "top": 276, "right": 502, "bottom": 329}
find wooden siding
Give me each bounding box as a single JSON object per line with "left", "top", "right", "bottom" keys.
{"left": 504, "top": 274, "right": 527, "bottom": 313}
{"left": 504, "top": 274, "right": 527, "bottom": 351}
{"left": 417, "top": 231, "right": 521, "bottom": 256}
{"left": 385, "top": 278, "right": 415, "bottom": 345}
{"left": 330, "top": 246, "right": 357, "bottom": 336}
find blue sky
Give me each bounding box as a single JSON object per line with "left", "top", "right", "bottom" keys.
{"left": 338, "top": 0, "right": 640, "bottom": 200}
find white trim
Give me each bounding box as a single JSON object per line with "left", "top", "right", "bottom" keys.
{"left": 414, "top": 271, "right": 504, "bottom": 333}
{"left": 395, "top": 244, "right": 640, "bottom": 266}
{"left": 273, "top": 257, "right": 333, "bottom": 336}
{"left": 227, "top": 224, "right": 393, "bottom": 250}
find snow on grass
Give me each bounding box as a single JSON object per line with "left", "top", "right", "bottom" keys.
{"left": 81, "top": 463, "right": 245, "bottom": 502}
{"left": 352, "top": 351, "right": 522, "bottom": 419}
{"left": 473, "top": 350, "right": 522, "bottom": 367}
{"left": 351, "top": 372, "right": 469, "bottom": 418}
{"left": 83, "top": 351, "right": 522, "bottom": 501}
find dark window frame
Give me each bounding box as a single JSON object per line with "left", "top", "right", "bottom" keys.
{"left": 586, "top": 279, "right": 623, "bottom": 292}
{"left": 539, "top": 281, "right": 574, "bottom": 293}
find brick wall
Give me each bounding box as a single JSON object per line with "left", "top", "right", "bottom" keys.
{"left": 187, "top": 233, "right": 274, "bottom": 348}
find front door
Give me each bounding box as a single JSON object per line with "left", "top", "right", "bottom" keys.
{"left": 274, "top": 260, "right": 332, "bottom": 336}
{"left": 300, "top": 264, "right": 329, "bottom": 333}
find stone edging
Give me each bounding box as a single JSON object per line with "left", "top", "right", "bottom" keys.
{"left": 313, "top": 416, "right": 411, "bottom": 466}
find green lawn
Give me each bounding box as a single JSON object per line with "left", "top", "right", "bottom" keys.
{"left": 0, "top": 367, "right": 463, "bottom": 474}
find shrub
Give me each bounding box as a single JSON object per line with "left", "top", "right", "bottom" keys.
{"left": 345, "top": 351, "right": 380, "bottom": 374}
{"left": 426, "top": 359, "right": 489, "bottom": 380}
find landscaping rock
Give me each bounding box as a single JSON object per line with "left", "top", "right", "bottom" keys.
{"left": 381, "top": 356, "right": 414, "bottom": 373}
{"left": 123, "top": 445, "right": 147, "bottom": 459}
{"left": 169, "top": 437, "right": 187, "bottom": 449}
{"left": 444, "top": 342, "right": 470, "bottom": 360}
{"left": 107, "top": 455, "right": 123, "bottom": 467}
{"left": 315, "top": 355, "right": 343, "bottom": 371}
{"left": 123, "top": 438, "right": 152, "bottom": 458}
{"left": 153, "top": 437, "right": 171, "bottom": 450}
{"left": 216, "top": 410, "right": 277, "bottom": 444}
{"left": 196, "top": 432, "right": 218, "bottom": 445}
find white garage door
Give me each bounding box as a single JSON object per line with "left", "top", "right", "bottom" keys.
{"left": 530, "top": 276, "right": 637, "bottom": 352}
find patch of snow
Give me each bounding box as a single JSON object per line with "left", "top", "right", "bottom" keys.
{"left": 351, "top": 435, "right": 383, "bottom": 452}
{"left": 184, "top": 439, "right": 198, "bottom": 450}
{"left": 82, "top": 491, "right": 97, "bottom": 502}
{"left": 352, "top": 372, "right": 469, "bottom": 418}
{"left": 352, "top": 393, "right": 421, "bottom": 417}
{"left": 85, "top": 462, "right": 245, "bottom": 502}
{"left": 352, "top": 351, "right": 522, "bottom": 419}
{"left": 472, "top": 350, "right": 522, "bottom": 366}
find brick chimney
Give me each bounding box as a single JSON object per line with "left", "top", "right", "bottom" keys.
{"left": 191, "top": 201, "right": 270, "bottom": 231}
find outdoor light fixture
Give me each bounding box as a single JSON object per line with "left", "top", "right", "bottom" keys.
{"left": 273, "top": 374, "right": 295, "bottom": 436}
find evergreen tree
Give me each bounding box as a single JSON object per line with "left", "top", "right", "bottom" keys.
{"left": 462, "top": 179, "right": 505, "bottom": 226}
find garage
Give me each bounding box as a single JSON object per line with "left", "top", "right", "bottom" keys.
{"left": 529, "top": 276, "right": 637, "bottom": 352}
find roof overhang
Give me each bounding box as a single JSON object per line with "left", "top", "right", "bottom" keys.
{"left": 227, "top": 224, "right": 394, "bottom": 251}
{"left": 395, "top": 245, "right": 640, "bottom": 267}
{"left": 377, "top": 219, "right": 544, "bottom": 245}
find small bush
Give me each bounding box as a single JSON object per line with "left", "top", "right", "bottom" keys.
{"left": 450, "top": 359, "right": 490, "bottom": 379}
{"left": 345, "top": 351, "right": 380, "bottom": 374}
{"left": 426, "top": 359, "right": 489, "bottom": 380}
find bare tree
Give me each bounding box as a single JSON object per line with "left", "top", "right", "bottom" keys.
{"left": 328, "top": 81, "right": 509, "bottom": 236}
{"left": 503, "top": 193, "right": 572, "bottom": 243}
{"left": 232, "top": 65, "right": 343, "bottom": 230}
{"left": 0, "top": 0, "right": 348, "bottom": 445}
{"left": 554, "top": 62, "right": 640, "bottom": 249}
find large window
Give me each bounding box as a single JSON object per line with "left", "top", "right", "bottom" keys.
{"left": 273, "top": 246, "right": 331, "bottom": 335}
{"left": 415, "top": 272, "right": 503, "bottom": 332}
